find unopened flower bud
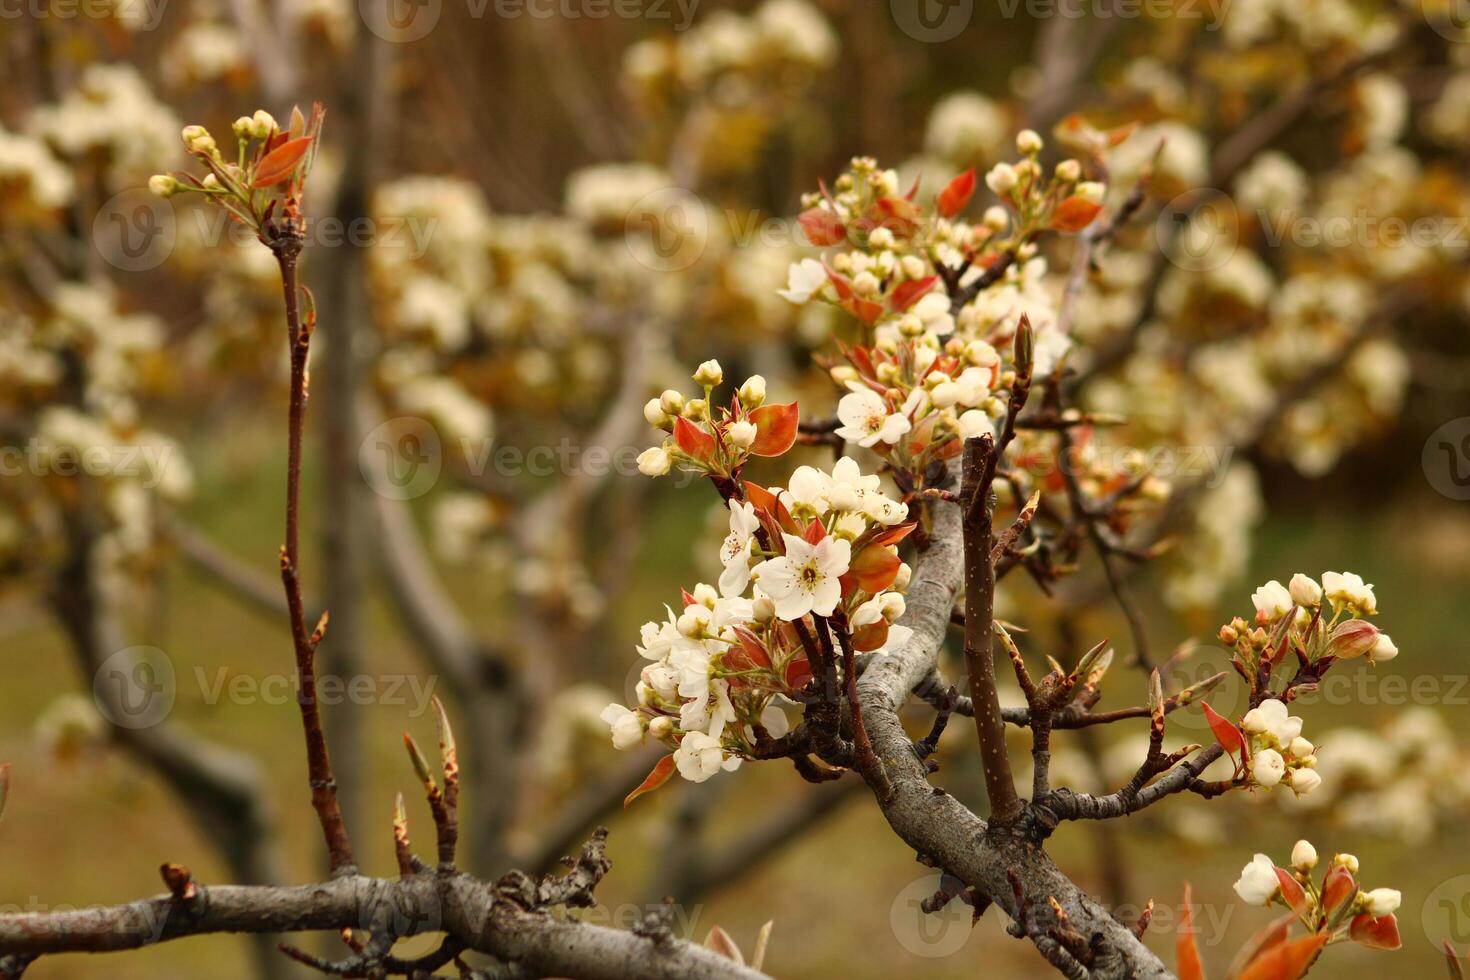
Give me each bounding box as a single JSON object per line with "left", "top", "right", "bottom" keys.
{"left": 148, "top": 174, "right": 179, "bottom": 198}
{"left": 1075, "top": 181, "right": 1105, "bottom": 204}
{"left": 900, "top": 255, "right": 927, "bottom": 280}
{"left": 1291, "top": 840, "right": 1318, "bottom": 871}
{"left": 693, "top": 359, "right": 723, "bottom": 387}
{"left": 1289, "top": 573, "right": 1322, "bottom": 606}
{"left": 830, "top": 366, "right": 858, "bottom": 384}
{"left": 1328, "top": 619, "right": 1380, "bottom": 660}
{"left": 659, "top": 389, "right": 685, "bottom": 415}
{"left": 637, "top": 446, "right": 671, "bottom": 477}
{"left": 201, "top": 173, "right": 220, "bottom": 189}
{"left": 752, "top": 596, "right": 776, "bottom": 623}
{"left": 1016, "top": 129, "right": 1043, "bottom": 154}
{"left": 232, "top": 116, "right": 255, "bottom": 139}
{"left": 985, "top": 163, "right": 1018, "bottom": 195}
{"left": 1055, "top": 159, "right": 1081, "bottom": 182}
{"left": 648, "top": 716, "right": 674, "bottom": 739}
{"left": 727, "top": 420, "right": 757, "bottom": 449}
{"left": 1368, "top": 633, "right": 1398, "bottom": 664}
{"left": 853, "top": 271, "right": 880, "bottom": 296}
{"left": 644, "top": 397, "right": 670, "bottom": 428}
{"left": 1287, "top": 767, "right": 1321, "bottom": 796}
{"left": 982, "top": 206, "right": 1008, "bottom": 230}
{"left": 683, "top": 398, "right": 708, "bottom": 421}
{"left": 738, "top": 375, "right": 766, "bottom": 408}
{"left": 1334, "top": 853, "right": 1360, "bottom": 874}
{"left": 1288, "top": 737, "right": 1314, "bottom": 759}
{"left": 881, "top": 592, "right": 906, "bottom": 620}
{"left": 251, "top": 109, "right": 277, "bottom": 139}
{"left": 893, "top": 562, "right": 912, "bottom": 591}
{"left": 1362, "top": 888, "right": 1401, "bottom": 917}
{"left": 181, "top": 125, "right": 216, "bottom": 154}
{"left": 1219, "top": 624, "right": 1239, "bottom": 645}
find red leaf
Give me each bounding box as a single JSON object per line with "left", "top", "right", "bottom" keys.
{"left": 783, "top": 653, "right": 812, "bottom": 689}
{"left": 1227, "top": 914, "right": 1295, "bottom": 979}
{"left": 872, "top": 196, "right": 921, "bottom": 238}
{"left": 681, "top": 589, "right": 699, "bottom": 607}
{"left": 889, "top": 276, "right": 938, "bottom": 312}
{"left": 848, "top": 544, "right": 900, "bottom": 594}
{"left": 1238, "top": 933, "right": 1329, "bottom": 980}
{"left": 1178, "top": 884, "right": 1206, "bottom": 980}
{"left": 730, "top": 627, "right": 773, "bottom": 671}
{"left": 745, "top": 482, "right": 778, "bottom": 512}
{"left": 871, "top": 522, "right": 917, "bottom": 547}
{"left": 1202, "top": 702, "right": 1245, "bottom": 756}
{"left": 798, "top": 207, "right": 847, "bottom": 246}
{"left": 1350, "top": 913, "right": 1401, "bottom": 951}
{"left": 937, "top": 168, "right": 977, "bottom": 218}
{"left": 252, "top": 136, "right": 315, "bottom": 188}
{"left": 674, "top": 417, "right": 717, "bottom": 463}
{"left": 1322, "top": 865, "right": 1357, "bottom": 916}
{"left": 1051, "top": 196, "right": 1103, "bottom": 233}
{"left": 852, "top": 619, "right": 891, "bottom": 653}
{"left": 748, "top": 402, "right": 799, "bottom": 457}
{"left": 623, "top": 755, "right": 676, "bottom": 807}
{"left": 1275, "top": 868, "right": 1309, "bottom": 916}
{"left": 802, "top": 518, "right": 826, "bottom": 545}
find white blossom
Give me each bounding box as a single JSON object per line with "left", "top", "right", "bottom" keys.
{"left": 1233, "top": 853, "right": 1281, "bottom": 906}
{"left": 753, "top": 533, "right": 851, "bottom": 620}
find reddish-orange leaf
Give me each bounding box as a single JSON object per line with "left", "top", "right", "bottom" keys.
{"left": 674, "top": 417, "right": 717, "bottom": 463}
{"left": 1051, "top": 196, "right": 1103, "bottom": 233}
{"left": 798, "top": 207, "right": 847, "bottom": 246}
{"left": 1238, "top": 933, "right": 1329, "bottom": 980}
{"left": 730, "top": 627, "right": 773, "bottom": 671}
{"left": 873, "top": 196, "right": 921, "bottom": 237}
{"left": 1227, "top": 914, "right": 1295, "bottom": 979}
{"left": 623, "top": 755, "right": 676, "bottom": 807}
{"left": 783, "top": 654, "right": 812, "bottom": 689}
{"left": 252, "top": 136, "right": 315, "bottom": 188}
{"left": 842, "top": 295, "right": 886, "bottom": 325}
{"left": 1178, "top": 883, "right": 1207, "bottom": 980}
{"left": 745, "top": 482, "right": 778, "bottom": 512}
{"left": 871, "top": 522, "right": 917, "bottom": 547}
{"left": 1322, "top": 865, "right": 1357, "bottom": 916}
{"left": 1275, "top": 869, "right": 1309, "bottom": 915}
{"left": 802, "top": 518, "right": 826, "bottom": 545}
{"left": 852, "top": 619, "right": 891, "bottom": 653}
{"left": 889, "top": 276, "right": 938, "bottom": 312}
{"left": 937, "top": 168, "right": 977, "bottom": 218}
{"left": 1349, "top": 914, "right": 1401, "bottom": 951}
{"left": 1202, "top": 702, "right": 1246, "bottom": 756}
{"left": 748, "top": 402, "right": 799, "bottom": 457}
{"left": 848, "top": 544, "right": 901, "bottom": 594}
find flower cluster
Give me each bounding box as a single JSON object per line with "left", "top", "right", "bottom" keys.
{"left": 637, "top": 359, "right": 799, "bottom": 481}
{"left": 1238, "top": 698, "right": 1319, "bottom": 795}
{"left": 1202, "top": 573, "right": 1402, "bottom": 797}
{"left": 1232, "top": 571, "right": 1397, "bottom": 667}
{"left": 1233, "top": 843, "right": 1402, "bottom": 952}
{"left": 149, "top": 105, "right": 324, "bottom": 242}
{"left": 604, "top": 456, "right": 913, "bottom": 790}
